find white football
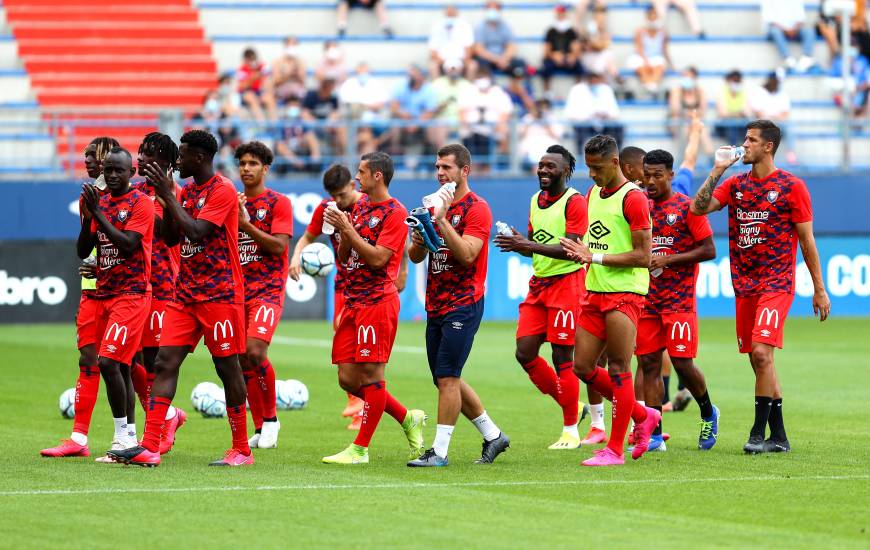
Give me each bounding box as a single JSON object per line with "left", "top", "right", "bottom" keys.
{"left": 191, "top": 381, "right": 226, "bottom": 418}
{"left": 59, "top": 387, "right": 76, "bottom": 419}
{"left": 277, "top": 379, "right": 309, "bottom": 410}
{"left": 300, "top": 242, "right": 335, "bottom": 277}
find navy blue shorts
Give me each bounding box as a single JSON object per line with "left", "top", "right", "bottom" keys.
{"left": 425, "top": 299, "right": 484, "bottom": 383}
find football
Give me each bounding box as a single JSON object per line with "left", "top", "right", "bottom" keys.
{"left": 300, "top": 242, "right": 335, "bottom": 277}
{"left": 276, "top": 379, "right": 309, "bottom": 410}
{"left": 59, "top": 387, "right": 75, "bottom": 419}
{"left": 191, "top": 381, "right": 226, "bottom": 418}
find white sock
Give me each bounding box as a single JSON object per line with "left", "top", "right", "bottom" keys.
{"left": 638, "top": 400, "right": 645, "bottom": 407}
{"left": 590, "top": 403, "right": 605, "bottom": 429}
{"left": 113, "top": 417, "right": 128, "bottom": 440}
{"left": 433, "top": 424, "right": 454, "bottom": 458}
{"left": 563, "top": 424, "right": 580, "bottom": 439}
{"left": 127, "top": 423, "right": 137, "bottom": 439}
{"left": 165, "top": 406, "right": 177, "bottom": 421}
{"left": 70, "top": 431, "right": 87, "bottom": 446}
{"left": 471, "top": 411, "right": 501, "bottom": 442}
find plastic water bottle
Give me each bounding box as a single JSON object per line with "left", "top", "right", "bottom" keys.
{"left": 650, "top": 267, "right": 664, "bottom": 278}
{"left": 422, "top": 181, "right": 457, "bottom": 211}
{"left": 495, "top": 221, "right": 513, "bottom": 236}
{"left": 715, "top": 146, "right": 745, "bottom": 164}
{"left": 322, "top": 200, "right": 338, "bottom": 235}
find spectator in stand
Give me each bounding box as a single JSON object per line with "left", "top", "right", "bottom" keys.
{"left": 314, "top": 40, "right": 348, "bottom": 85}
{"left": 626, "top": 6, "right": 671, "bottom": 96}
{"left": 519, "top": 98, "right": 566, "bottom": 172}
{"left": 715, "top": 69, "right": 751, "bottom": 145}
{"left": 428, "top": 3, "right": 475, "bottom": 78}
{"left": 431, "top": 59, "right": 474, "bottom": 145}
{"left": 761, "top": 0, "right": 818, "bottom": 73}
{"left": 387, "top": 64, "right": 440, "bottom": 160}
{"left": 581, "top": 3, "right": 620, "bottom": 86}
{"left": 828, "top": 42, "right": 870, "bottom": 117}
{"left": 277, "top": 96, "right": 322, "bottom": 173}
{"left": 302, "top": 77, "right": 345, "bottom": 154}
{"left": 237, "top": 47, "right": 277, "bottom": 121}
{"left": 336, "top": 0, "right": 393, "bottom": 39}
{"left": 817, "top": 1, "right": 870, "bottom": 64}
{"left": 652, "top": 0, "right": 705, "bottom": 38}
{"left": 564, "top": 71, "right": 623, "bottom": 150}
{"left": 458, "top": 66, "right": 514, "bottom": 169}
{"left": 473, "top": 1, "right": 527, "bottom": 76}
{"left": 216, "top": 73, "right": 242, "bottom": 117}
{"left": 506, "top": 66, "right": 537, "bottom": 116}
{"left": 540, "top": 4, "right": 584, "bottom": 93}
{"left": 271, "top": 36, "right": 307, "bottom": 107}
{"left": 748, "top": 71, "right": 798, "bottom": 163}
{"left": 339, "top": 62, "right": 389, "bottom": 154}
{"left": 668, "top": 66, "right": 713, "bottom": 155}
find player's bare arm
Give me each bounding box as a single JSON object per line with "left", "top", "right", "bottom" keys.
{"left": 795, "top": 220, "right": 831, "bottom": 321}
{"left": 76, "top": 185, "right": 97, "bottom": 258}
{"left": 495, "top": 229, "right": 580, "bottom": 260}
{"left": 650, "top": 236, "right": 716, "bottom": 271}
{"left": 77, "top": 184, "right": 144, "bottom": 256}
{"left": 289, "top": 230, "right": 317, "bottom": 281}
{"left": 143, "top": 162, "right": 218, "bottom": 243}
{"left": 326, "top": 206, "right": 393, "bottom": 269}
{"left": 561, "top": 228, "right": 651, "bottom": 267}
{"left": 237, "top": 194, "right": 290, "bottom": 256}
{"left": 408, "top": 230, "right": 428, "bottom": 263}
{"left": 691, "top": 151, "right": 739, "bottom": 215}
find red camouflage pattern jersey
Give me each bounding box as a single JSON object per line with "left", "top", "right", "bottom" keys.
{"left": 426, "top": 192, "right": 491, "bottom": 316}
{"left": 91, "top": 188, "right": 154, "bottom": 298}
{"left": 176, "top": 174, "right": 245, "bottom": 304}
{"left": 239, "top": 189, "right": 294, "bottom": 306}
{"left": 131, "top": 181, "right": 180, "bottom": 302}
{"left": 645, "top": 192, "right": 713, "bottom": 314}
{"left": 307, "top": 198, "right": 354, "bottom": 292}
{"left": 342, "top": 195, "right": 408, "bottom": 307}
{"left": 712, "top": 169, "right": 812, "bottom": 297}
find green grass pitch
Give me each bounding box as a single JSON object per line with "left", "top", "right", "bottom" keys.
{"left": 1, "top": 318, "right": 868, "bottom": 548}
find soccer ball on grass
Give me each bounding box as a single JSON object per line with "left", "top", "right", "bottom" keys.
{"left": 59, "top": 387, "right": 76, "bottom": 419}
{"left": 276, "top": 379, "right": 309, "bottom": 410}
{"left": 191, "top": 381, "right": 226, "bottom": 418}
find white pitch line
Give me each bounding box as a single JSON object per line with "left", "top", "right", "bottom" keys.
{"left": 272, "top": 335, "right": 425, "bottom": 354}
{"left": 2, "top": 474, "right": 867, "bottom": 497}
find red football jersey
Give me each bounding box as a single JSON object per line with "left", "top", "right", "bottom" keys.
{"left": 307, "top": 198, "right": 354, "bottom": 292}
{"left": 239, "top": 189, "right": 294, "bottom": 306}
{"left": 712, "top": 169, "right": 812, "bottom": 297}
{"left": 426, "top": 192, "right": 491, "bottom": 316}
{"left": 176, "top": 175, "right": 245, "bottom": 304}
{"left": 342, "top": 195, "right": 408, "bottom": 307}
{"left": 90, "top": 189, "right": 154, "bottom": 298}
{"left": 131, "top": 181, "right": 181, "bottom": 302}
{"left": 646, "top": 192, "right": 713, "bottom": 314}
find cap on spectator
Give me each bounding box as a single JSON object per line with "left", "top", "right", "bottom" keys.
{"left": 555, "top": 4, "right": 568, "bottom": 13}
{"left": 443, "top": 58, "right": 463, "bottom": 72}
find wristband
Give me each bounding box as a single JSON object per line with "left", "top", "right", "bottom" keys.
{"left": 592, "top": 253, "right": 605, "bottom": 265}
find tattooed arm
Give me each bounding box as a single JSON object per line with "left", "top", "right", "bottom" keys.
{"left": 691, "top": 148, "right": 739, "bottom": 215}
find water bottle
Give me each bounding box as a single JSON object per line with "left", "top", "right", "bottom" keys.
{"left": 715, "top": 146, "right": 745, "bottom": 164}
{"left": 650, "top": 267, "right": 664, "bottom": 278}
{"left": 322, "top": 200, "right": 338, "bottom": 235}
{"left": 422, "top": 181, "right": 457, "bottom": 212}
{"left": 495, "top": 221, "right": 513, "bottom": 236}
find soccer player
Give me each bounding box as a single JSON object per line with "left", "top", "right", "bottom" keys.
{"left": 406, "top": 144, "right": 509, "bottom": 467}
{"left": 235, "top": 141, "right": 293, "bottom": 449}
{"left": 495, "top": 145, "right": 589, "bottom": 450}
{"left": 130, "top": 132, "right": 187, "bottom": 456}
{"left": 560, "top": 134, "right": 661, "bottom": 467}
{"left": 690, "top": 119, "right": 830, "bottom": 454}
{"left": 111, "top": 130, "right": 251, "bottom": 467}
{"left": 321, "top": 152, "right": 426, "bottom": 465}
{"left": 41, "top": 136, "right": 119, "bottom": 458}
{"left": 635, "top": 148, "right": 719, "bottom": 452}
{"left": 75, "top": 147, "right": 154, "bottom": 458}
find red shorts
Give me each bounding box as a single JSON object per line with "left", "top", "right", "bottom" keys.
{"left": 635, "top": 311, "right": 698, "bottom": 358}
{"left": 140, "top": 299, "right": 171, "bottom": 349}
{"left": 94, "top": 294, "right": 150, "bottom": 365}
{"left": 245, "top": 299, "right": 282, "bottom": 344}
{"left": 76, "top": 293, "right": 98, "bottom": 349}
{"left": 332, "top": 296, "right": 399, "bottom": 364}
{"left": 160, "top": 301, "right": 246, "bottom": 357}
{"left": 735, "top": 292, "right": 794, "bottom": 354}
{"left": 579, "top": 291, "right": 646, "bottom": 341}
{"left": 516, "top": 270, "right": 584, "bottom": 345}
{"left": 333, "top": 290, "right": 346, "bottom": 332}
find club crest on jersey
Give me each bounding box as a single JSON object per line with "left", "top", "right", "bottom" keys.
{"left": 666, "top": 213, "right": 678, "bottom": 225}
{"left": 197, "top": 197, "right": 206, "bottom": 209}
{"left": 117, "top": 210, "right": 128, "bottom": 222}
{"left": 735, "top": 192, "right": 743, "bottom": 200}
{"left": 368, "top": 216, "right": 381, "bottom": 228}
{"left": 451, "top": 214, "right": 461, "bottom": 226}
{"left": 766, "top": 190, "right": 779, "bottom": 203}
{"left": 256, "top": 208, "right": 267, "bottom": 220}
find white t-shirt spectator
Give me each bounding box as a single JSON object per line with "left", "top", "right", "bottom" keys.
{"left": 338, "top": 75, "right": 388, "bottom": 118}
{"left": 748, "top": 85, "right": 791, "bottom": 119}
{"left": 760, "top": 0, "right": 807, "bottom": 31}
{"left": 429, "top": 17, "right": 475, "bottom": 65}
{"left": 458, "top": 83, "right": 513, "bottom": 136}
{"left": 564, "top": 81, "right": 620, "bottom": 122}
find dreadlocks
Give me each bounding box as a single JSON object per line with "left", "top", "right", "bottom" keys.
{"left": 546, "top": 144, "right": 576, "bottom": 180}
{"left": 86, "top": 136, "right": 120, "bottom": 162}
{"left": 139, "top": 132, "right": 179, "bottom": 169}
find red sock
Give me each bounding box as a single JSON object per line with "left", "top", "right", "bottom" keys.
{"left": 72, "top": 364, "right": 100, "bottom": 436}
{"left": 142, "top": 396, "right": 171, "bottom": 452}
{"left": 384, "top": 390, "right": 408, "bottom": 423}
{"left": 131, "top": 362, "right": 149, "bottom": 411}
{"left": 227, "top": 404, "right": 251, "bottom": 454}
{"left": 353, "top": 381, "right": 386, "bottom": 447}
{"left": 260, "top": 359, "right": 277, "bottom": 420}
{"left": 243, "top": 369, "right": 264, "bottom": 430}
{"left": 607, "top": 372, "right": 637, "bottom": 455}
{"left": 556, "top": 362, "right": 580, "bottom": 426}
{"left": 582, "top": 367, "right": 648, "bottom": 422}
{"left": 523, "top": 356, "right": 559, "bottom": 400}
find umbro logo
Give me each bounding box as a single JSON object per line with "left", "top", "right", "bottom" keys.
{"left": 532, "top": 228, "right": 555, "bottom": 243}
{"left": 588, "top": 220, "right": 610, "bottom": 240}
